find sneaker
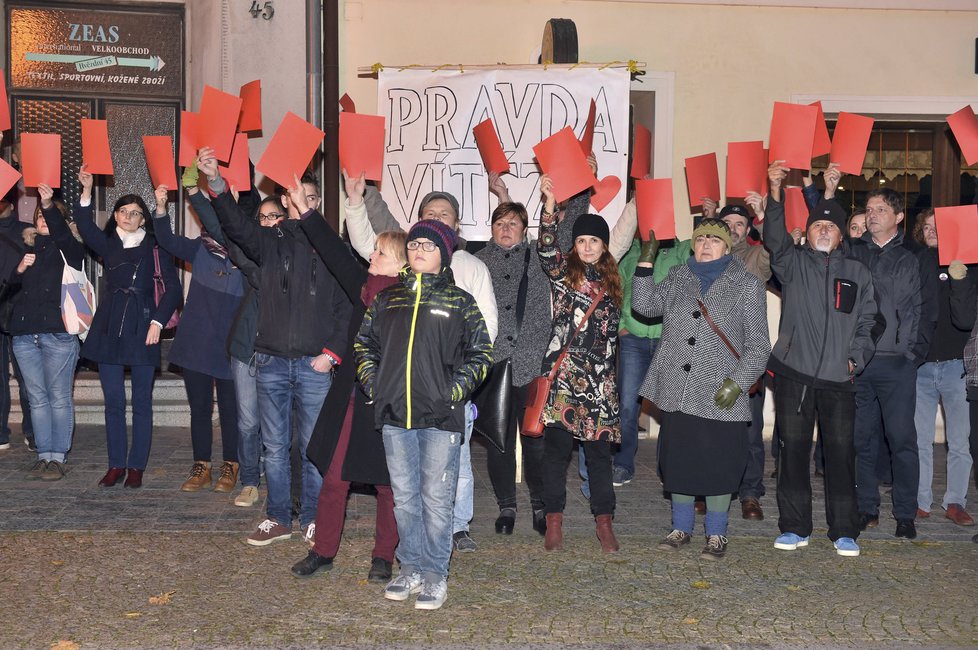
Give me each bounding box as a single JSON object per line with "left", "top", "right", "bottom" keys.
{"left": 774, "top": 532, "right": 810, "bottom": 551}
{"left": 657, "top": 529, "right": 692, "bottom": 551}
{"left": 24, "top": 435, "right": 36, "bottom": 452}
{"left": 234, "top": 485, "right": 260, "bottom": 507}
{"left": 41, "top": 460, "right": 66, "bottom": 481}
{"left": 25, "top": 459, "right": 47, "bottom": 480}
{"left": 700, "top": 535, "right": 728, "bottom": 561}
{"left": 415, "top": 579, "right": 448, "bottom": 610}
{"left": 303, "top": 523, "right": 316, "bottom": 546}
{"left": 0, "top": 431, "right": 10, "bottom": 450}
{"left": 383, "top": 572, "right": 424, "bottom": 601}
{"left": 452, "top": 530, "right": 477, "bottom": 552}
{"left": 368, "top": 557, "right": 393, "bottom": 583}
{"left": 246, "top": 519, "right": 293, "bottom": 546}
{"left": 834, "top": 537, "right": 860, "bottom": 557}
{"left": 895, "top": 519, "right": 917, "bottom": 540}
{"left": 290, "top": 550, "right": 333, "bottom": 577}
{"left": 180, "top": 461, "right": 212, "bottom": 492}
{"left": 611, "top": 466, "right": 633, "bottom": 487}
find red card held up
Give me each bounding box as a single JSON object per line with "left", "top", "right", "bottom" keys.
{"left": 726, "top": 141, "right": 766, "bottom": 198}
{"left": 0, "top": 71, "right": 10, "bottom": 132}
{"left": 532, "top": 126, "right": 594, "bottom": 204}
{"left": 947, "top": 106, "right": 978, "bottom": 166}
{"left": 142, "top": 135, "right": 178, "bottom": 190}
{"left": 339, "top": 112, "right": 385, "bottom": 182}
{"left": 179, "top": 111, "right": 200, "bottom": 167}
{"left": 20, "top": 133, "right": 61, "bottom": 188}
{"left": 784, "top": 186, "right": 809, "bottom": 234}
{"left": 684, "top": 152, "right": 720, "bottom": 207}
{"left": 630, "top": 122, "right": 652, "bottom": 179}
{"left": 199, "top": 85, "right": 243, "bottom": 163}
{"left": 80, "top": 119, "right": 114, "bottom": 176}
{"left": 810, "top": 101, "right": 832, "bottom": 159}
{"left": 830, "top": 112, "right": 874, "bottom": 175}
{"left": 935, "top": 205, "right": 978, "bottom": 266}
{"left": 473, "top": 119, "right": 509, "bottom": 174}
{"left": 238, "top": 80, "right": 262, "bottom": 133}
{"left": 339, "top": 93, "right": 356, "bottom": 114}
{"left": 219, "top": 133, "right": 250, "bottom": 192}
{"left": 0, "top": 158, "right": 21, "bottom": 199}
{"left": 769, "top": 102, "right": 818, "bottom": 170}
{"left": 579, "top": 98, "right": 596, "bottom": 156}
{"left": 635, "top": 178, "right": 676, "bottom": 241}
{"left": 256, "top": 111, "right": 325, "bottom": 189}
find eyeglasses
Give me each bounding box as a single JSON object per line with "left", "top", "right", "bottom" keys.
{"left": 259, "top": 212, "right": 285, "bottom": 223}
{"left": 117, "top": 208, "right": 144, "bottom": 219}
{"left": 406, "top": 241, "right": 438, "bottom": 252}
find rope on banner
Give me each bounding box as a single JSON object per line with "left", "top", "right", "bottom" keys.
{"left": 358, "top": 61, "right": 646, "bottom": 76}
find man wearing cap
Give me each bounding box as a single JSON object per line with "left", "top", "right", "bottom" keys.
{"left": 763, "top": 162, "right": 879, "bottom": 557}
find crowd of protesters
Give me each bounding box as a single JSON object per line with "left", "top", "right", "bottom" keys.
{"left": 2, "top": 127, "right": 978, "bottom": 612}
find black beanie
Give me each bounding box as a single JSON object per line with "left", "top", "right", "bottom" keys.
{"left": 572, "top": 213, "right": 610, "bottom": 246}
{"left": 806, "top": 199, "right": 848, "bottom": 234}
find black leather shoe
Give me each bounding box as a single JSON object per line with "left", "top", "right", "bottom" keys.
{"left": 895, "top": 519, "right": 917, "bottom": 540}
{"left": 367, "top": 557, "right": 392, "bottom": 583}
{"left": 858, "top": 512, "right": 879, "bottom": 531}
{"left": 494, "top": 508, "right": 516, "bottom": 535}
{"left": 291, "top": 551, "right": 333, "bottom": 577}
{"left": 532, "top": 509, "right": 547, "bottom": 536}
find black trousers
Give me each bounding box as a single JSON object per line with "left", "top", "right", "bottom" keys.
{"left": 183, "top": 367, "right": 239, "bottom": 463}
{"left": 542, "top": 426, "right": 615, "bottom": 516}
{"left": 485, "top": 382, "right": 545, "bottom": 511}
{"left": 968, "top": 399, "right": 978, "bottom": 490}
{"left": 775, "top": 374, "right": 860, "bottom": 541}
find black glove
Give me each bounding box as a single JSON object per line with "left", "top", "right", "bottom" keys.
{"left": 713, "top": 378, "right": 742, "bottom": 410}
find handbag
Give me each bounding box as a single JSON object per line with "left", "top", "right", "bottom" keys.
{"left": 696, "top": 299, "right": 764, "bottom": 396}
{"left": 522, "top": 288, "right": 607, "bottom": 438}
{"left": 153, "top": 245, "right": 181, "bottom": 329}
{"left": 59, "top": 252, "right": 96, "bottom": 341}
{"left": 472, "top": 248, "right": 531, "bottom": 453}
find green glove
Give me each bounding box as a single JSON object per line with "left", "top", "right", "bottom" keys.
{"left": 638, "top": 230, "right": 659, "bottom": 265}
{"left": 714, "top": 378, "right": 742, "bottom": 410}
{"left": 181, "top": 158, "right": 199, "bottom": 189}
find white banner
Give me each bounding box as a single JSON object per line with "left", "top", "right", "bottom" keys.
{"left": 377, "top": 67, "right": 631, "bottom": 241}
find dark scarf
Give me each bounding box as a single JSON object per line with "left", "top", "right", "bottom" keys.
{"left": 361, "top": 272, "right": 399, "bottom": 307}
{"left": 687, "top": 254, "right": 731, "bottom": 295}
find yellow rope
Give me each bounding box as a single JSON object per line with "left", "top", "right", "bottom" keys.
{"left": 397, "top": 63, "right": 421, "bottom": 72}
{"left": 370, "top": 62, "right": 384, "bottom": 74}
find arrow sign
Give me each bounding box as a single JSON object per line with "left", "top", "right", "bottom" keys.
{"left": 25, "top": 52, "right": 165, "bottom": 72}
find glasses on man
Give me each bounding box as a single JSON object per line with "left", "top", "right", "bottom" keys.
{"left": 117, "top": 208, "right": 144, "bottom": 219}
{"left": 259, "top": 212, "right": 285, "bottom": 223}
{"left": 406, "top": 240, "right": 438, "bottom": 252}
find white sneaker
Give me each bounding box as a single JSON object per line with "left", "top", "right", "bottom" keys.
{"left": 303, "top": 523, "right": 316, "bottom": 546}
{"left": 384, "top": 572, "right": 424, "bottom": 601}
{"left": 233, "top": 485, "right": 259, "bottom": 507}
{"left": 414, "top": 580, "right": 448, "bottom": 610}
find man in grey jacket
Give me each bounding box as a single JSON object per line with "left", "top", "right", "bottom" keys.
{"left": 763, "top": 162, "right": 879, "bottom": 557}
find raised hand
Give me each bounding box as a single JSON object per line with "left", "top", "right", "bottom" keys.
{"left": 823, "top": 162, "right": 842, "bottom": 199}
{"left": 287, "top": 173, "right": 310, "bottom": 215}
{"left": 154, "top": 185, "right": 169, "bottom": 215}
{"left": 196, "top": 147, "right": 220, "bottom": 181}
{"left": 37, "top": 183, "right": 54, "bottom": 209}
{"left": 488, "top": 171, "right": 511, "bottom": 202}
{"left": 701, "top": 197, "right": 718, "bottom": 219}
{"left": 78, "top": 165, "right": 94, "bottom": 200}
{"left": 342, "top": 169, "right": 366, "bottom": 206}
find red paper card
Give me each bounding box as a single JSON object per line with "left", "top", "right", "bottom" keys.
{"left": 473, "top": 119, "right": 509, "bottom": 174}
{"left": 339, "top": 112, "right": 385, "bottom": 181}
{"left": 80, "top": 119, "right": 114, "bottom": 176}
{"left": 0, "top": 71, "right": 9, "bottom": 132}
{"left": 830, "top": 112, "right": 874, "bottom": 175}
{"left": 199, "top": 85, "right": 243, "bottom": 162}
{"left": 784, "top": 187, "right": 808, "bottom": 233}
{"left": 684, "top": 152, "right": 720, "bottom": 207}
{"left": 579, "top": 99, "right": 596, "bottom": 156}
{"left": 20, "top": 133, "right": 61, "bottom": 188}
{"left": 630, "top": 123, "right": 652, "bottom": 179}
{"left": 635, "top": 178, "right": 676, "bottom": 241}
{"left": 810, "top": 101, "right": 832, "bottom": 159}
{"left": 179, "top": 111, "right": 200, "bottom": 167}
{"left": 936, "top": 205, "right": 978, "bottom": 266}
{"left": 238, "top": 80, "right": 262, "bottom": 132}
{"left": 726, "top": 141, "right": 766, "bottom": 198}
{"left": 532, "top": 126, "right": 594, "bottom": 204}
{"left": 219, "top": 133, "right": 251, "bottom": 192}
{"left": 769, "top": 102, "right": 818, "bottom": 170}
{"left": 947, "top": 106, "right": 978, "bottom": 166}
{"left": 256, "top": 111, "right": 325, "bottom": 189}
{"left": 0, "top": 158, "right": 21, "bottom": 198}
{"left": 142, "top": 135, "right": 178, "bottom": 189}
{"left": 339, "top": 93, "right": 356, "bottom": 114}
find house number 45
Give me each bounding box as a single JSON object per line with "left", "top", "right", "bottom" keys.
{"left": 249, "top": 1, "right": 274, "bottom": 20}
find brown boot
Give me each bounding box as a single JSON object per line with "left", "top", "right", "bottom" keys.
{"left": 180, "top": 461, "right": 212, "bottom": 492}
{"left": 214, "top": 461, "right": 239, "bottom": 493}
{"left": 544, "top": 513, "right": 563, "bottom": 551}
{"left": 595, "top": 514, "right": 619, "bottom": 553}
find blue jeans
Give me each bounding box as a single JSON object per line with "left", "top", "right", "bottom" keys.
{"left": 13, "top": 333, "right": 79, "bottom": 462}
{"left": 0, "top": 330, "right": 32, "bottom": 437}
{"left": 452, "top": 402, "right": 474, "bottom": 534}
{"left": 255, "top": 353, "right": 332, "bottom": 528}
{"left": 232, "top": 356, "right": 262, "bottom": 487}
{"left": 383, "top": 424, "right": 461, "bottom": 584}
{"left": 615, "top": 333, "right": 658, "bottom": 476}
{"left": 915, "top": 360, "right": 972, "bottom": 510}
{"left": 99, "top": 363, "right": 156, "bottom": 470}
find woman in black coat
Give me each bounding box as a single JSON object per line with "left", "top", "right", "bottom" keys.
{"left": 74, "top": 167, "right": 181, "bottom": 489}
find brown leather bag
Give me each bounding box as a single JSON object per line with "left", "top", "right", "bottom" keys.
{"left": 696, "top": 299, "right": 764, "bottom": 396}
{"left": 522, "top": 289, "right": 606, "bottom": 437}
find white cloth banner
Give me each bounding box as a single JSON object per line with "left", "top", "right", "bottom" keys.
{"left": 377, "top": 67, "right": 631, "bottom": 241}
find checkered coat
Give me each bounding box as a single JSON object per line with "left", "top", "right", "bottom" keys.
{"left": 632, "top": 255, "right": 771, "bottom": 422}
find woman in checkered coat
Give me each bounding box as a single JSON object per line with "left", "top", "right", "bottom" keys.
{"left": 631, "top": 218, "right": 771, "bottom": 560}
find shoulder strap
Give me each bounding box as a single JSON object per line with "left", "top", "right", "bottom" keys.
{"left": 697, "top": 299, "right": 740, "bottom": 360}
{"left": 153, "top": 245, "right": 162, "bottom": 277}
{"left": 511, "top": 246, "right": 532, "bottom": 345}
{"left": 548, "top": 288, "right": 607, "bottom": 381}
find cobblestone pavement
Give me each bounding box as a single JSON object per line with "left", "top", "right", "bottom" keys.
{"left": 1, "top": 423, "right": 976, "bottom": 649}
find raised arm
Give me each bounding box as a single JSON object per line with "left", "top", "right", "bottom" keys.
{"left": 363, "top": 184, "right": 404, "bottom": 235}
{"left": 36, "top": 184, "right": 84, "bottom": 269}
{"left": 199, "top": 147, "right": 263, "bottom": 264}
{"left": 609, "top": 198, "right": 637, "bottom": 262}
{"left": 343, "top": 170, "right": 379, "bottom": 260}
{"left": 537, "top": 175, "right": 566, "bottom": 281}
{"left": 73, "top": 166, "right": 110, "bottom": 258}
{"left": 299, "top": 208, "right": 367, "bottom": 306}
{"left": 152, "top": 185, "right": 200, "bottom": 264}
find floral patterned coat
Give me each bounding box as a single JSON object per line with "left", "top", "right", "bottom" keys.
{"left": 537, "top": 214, "right": 621, "bottom": 442}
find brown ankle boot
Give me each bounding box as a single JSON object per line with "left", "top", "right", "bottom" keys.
{"left": 544, "top": 513, "right": 563, "bottom": 551}
{"left": 180, "top": 461, "right": 212, "bottom": 492}
{"left": 595, "top": 514, "right": 619, "bottom": 553}
{"left": 214, "top": 461, "right": 239, "bottom": 493}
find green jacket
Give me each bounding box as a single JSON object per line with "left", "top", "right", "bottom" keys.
{"left": 619, "top": 238, "right": 691, "bottom": 339}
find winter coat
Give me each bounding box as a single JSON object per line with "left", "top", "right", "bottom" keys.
{"left": 619, "top": 238, "right": 692, "bottom": 339}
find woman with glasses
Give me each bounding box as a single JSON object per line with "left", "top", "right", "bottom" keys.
{"left": 74, "top": 166, "right": 181, "bottom": 489}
